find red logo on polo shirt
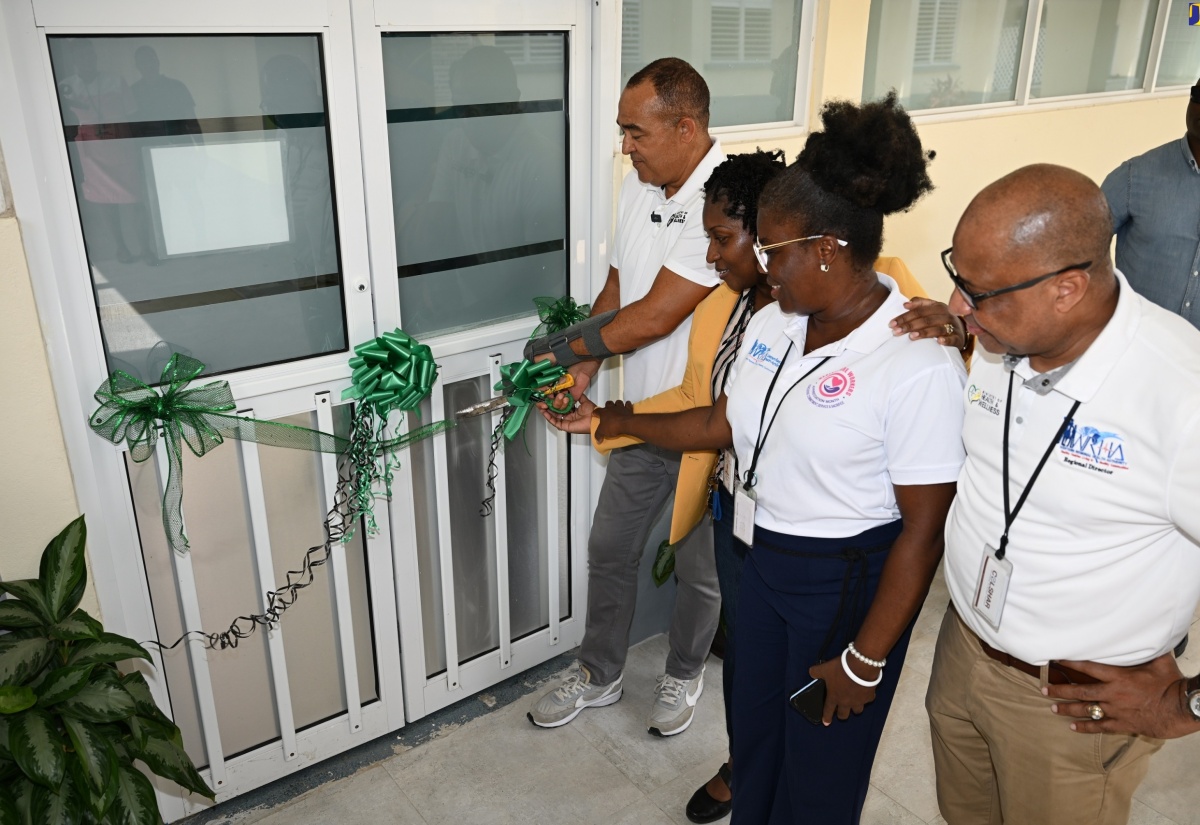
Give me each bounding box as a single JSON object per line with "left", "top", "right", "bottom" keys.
{"left": 807, "top": 368, "right": 856, "bottom": 408}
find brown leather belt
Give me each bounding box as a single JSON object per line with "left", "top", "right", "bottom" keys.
{"left": 978, "top": 638, "right": 1100, "bottom": 686}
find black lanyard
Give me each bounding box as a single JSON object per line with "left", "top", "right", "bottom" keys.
{"left": 742, "top": 343, "right": 832, "bottom": 490}
{"left": 997, "top": 369, "right": 1081, "bottom": 560}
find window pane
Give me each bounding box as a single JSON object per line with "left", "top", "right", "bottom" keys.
{"left": 47, "top": 35, "right": 347, "bottom": 384}
{"left": 382, "top": 33, "right": 567, "bottom": 338}
{"left": 1157, "top": 0, "right": 1200, "bottom": 87}
{"left": 621, "top": 0, "right": 805, "bottom": 127}
{"left": 863, "top": 0, "right": 1030, "bottom": 111}
{"left": 1030, "top": 0, "right": 1158, "bottom": 98}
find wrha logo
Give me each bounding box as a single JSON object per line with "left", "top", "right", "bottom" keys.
{"left": 1190, "top": 3, "right": 1199, "bottom": 25}
{"left": 746, "top": 339, "right": 782, "bottom": 371}
{"left": 666, "top": 211, "right": 687, "bottom": 226}
{"left": 1058, "top": 420, "right": 1129, "bottom": 475}
{"left": 807, "top": 368, "right": 856, "bottom": 408}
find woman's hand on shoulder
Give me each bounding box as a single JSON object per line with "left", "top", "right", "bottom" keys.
{"left": 890, "top": 297, "right": 968, "bottom": 351}
{"left": 594, "top": 400, "right": 635, "bottom": 443}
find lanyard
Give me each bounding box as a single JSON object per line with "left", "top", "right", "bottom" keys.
{"left": 742, "top": 343, "right": 832, "bottom": 490}
{"left": 997, "top": 369, "right": 1081, "bottom": 560}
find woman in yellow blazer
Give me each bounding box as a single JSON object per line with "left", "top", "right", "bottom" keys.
{"left": 547, "top": 151, "right": 965, "bottom": 823}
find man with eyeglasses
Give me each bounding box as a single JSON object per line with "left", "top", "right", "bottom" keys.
{"left": 526, "top": 57, "right": 726, "bottom": 737}
{"left": 1100, "top": 78, "right": 1200, "bottom": 328}
{"left": 925, "top": 164, "right": 1200, "bottom": 825}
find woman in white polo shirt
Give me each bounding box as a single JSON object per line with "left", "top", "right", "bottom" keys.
{"left": 592, "top": 93, "right": 966, "bottom": 824}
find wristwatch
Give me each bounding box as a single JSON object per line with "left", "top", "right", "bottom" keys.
{"left": 1185, "top": 674, "right": 1200, "bottom": 721}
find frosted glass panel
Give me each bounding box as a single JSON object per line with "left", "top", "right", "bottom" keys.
{"left": 47, "top": 35, "right": 346, "bottom": 382}
{"left": 863, "top": 0, "right": 1030, "bottom": 110}
{"left": 1030, "top": 0, "right": 1158, "bottom": 98}
{"left": 383, "top": 33, "right": 568, "bottom": 337}
{"left": 1157, "top": 1, "right": 1200, "bottom": 87}
{"left": 621, "top": 0, "right": 805, "bottom": 126}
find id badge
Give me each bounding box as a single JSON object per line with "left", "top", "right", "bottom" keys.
{"left": 971, "top": 545, "right": 1013, "bottom": 631}
{"left": 721, "top": 449, "right": 737, "bottom": 493}
{"left": 733, "top": 485, "right": 756, "bottom": 546}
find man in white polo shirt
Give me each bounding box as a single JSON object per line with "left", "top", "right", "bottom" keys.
{"left": 527, "top": 58, "right": 725, "bottom": 735}
{"left": 926, "top": 164, "right": 1200, "bottom": 825}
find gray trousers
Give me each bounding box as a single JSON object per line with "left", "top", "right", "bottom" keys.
{"left": 580, "top": 443, "right": 721, "bottom": 686}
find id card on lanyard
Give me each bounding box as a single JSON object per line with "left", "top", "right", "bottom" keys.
{"left": 971, "top": 370, "right": 1080, "bottom": 631}
{"left": 735, "top": 345, "right": 832, "bottom": 547}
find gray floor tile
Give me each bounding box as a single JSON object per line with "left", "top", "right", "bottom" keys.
{"left": 609, "top": 795, "right": 678, "bottom": 825}
{"left": 1133, "top": 733, "right": 1200, "bottom": 825}
{"left": 250, "top": 766, "right": 425, "bottom": 825}
{"left": 1128, "top": 798, "right": 1180, "bottom": 825}
{"left": 861, "top": 786, "right": 927, "bottom": 825}
{"left": 382, "top": 699, "right": 643, "bottom": 825}
{"left": 870, "top": 668, "right": 940, "bottom": 823}
{"left": 646, "top": 756, "right": 728, "bottom": 825}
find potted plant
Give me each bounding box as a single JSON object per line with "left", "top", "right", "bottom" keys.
{"left": 0, "top": 516, "right": 214, "bottom": 824}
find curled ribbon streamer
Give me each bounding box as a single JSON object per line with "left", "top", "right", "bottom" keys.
{"left": 89, "top": 354, "right": 347, "bottom": 555}
{"left": 495, "top": 359, "right": 568, "bottom": 441}
{"left": 342, "top": 328, "right": 439, "bottom": 415}
{"left": 530, "top": 296, "right": 591, "bottom": 339}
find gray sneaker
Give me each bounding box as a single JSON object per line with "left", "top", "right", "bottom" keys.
{"left": 647, "top": 666, "right": 704, "bottom": 737}
{"left": 527, "top": 663, "right": 623, "bottom": 728}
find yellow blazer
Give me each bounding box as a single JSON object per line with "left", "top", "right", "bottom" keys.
{"left": 592, "top": 257, "right": 928, "bottom": 544}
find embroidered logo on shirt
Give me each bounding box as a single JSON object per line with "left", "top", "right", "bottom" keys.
{"left": 967, "top": 384, "right": 1002, "bottom": 415}
{"left": 806, "top": 368, "right": 856, "bottom": 408}
{"left": 746, "top": 339, "right": 782, "bottom": 371}
{"left": 1058, "top": 420, "right": 1129, "bottom": 474}
{"left": 665, "top": 211, "right": 687, "bottom": 226}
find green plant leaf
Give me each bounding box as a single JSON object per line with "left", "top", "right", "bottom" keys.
{"left": 0, "top": 788, "right": 18, "bottom": 825}
{"left": 66, "top": 633, "right": 151, "bottom": 668}
{"left": 0, "top": 686, "right": 36, "bottom": 714}
{"left": 57, "top": 678, "right": 136, "bottom": 723}
{"left": 0, "top": 637, "right": 57, "bottom": 688}
{"left": 131, "top": 729, "right": 214, "bottom": 799}
{"left": 48, "top": 609, "right": 103, "bottom": 642}
{"left": 61, "top": 715, "right": 117, "bottom": 794}
{"left": 9, "top": 707, "right": 65, "bottom": 789}
{"left": 118, "top": 672, "right": 172, "bottom": 727}
{"left": 0, "top": 716, "right": 11, "bottom": 760}
{"left": 31, "top": 777, "right": 83, "bottom": 825}
{"left": 0, "top": 580, "right": 53, "bottom": 627}
{"left": 68, "top": 756, "right": 116, "bottom": 821}
{"left": 39, "top": 516, "right": 88, "bottom": 624}
{"left": 0, "top": 600, "right": 44, "bottom": 631}
{"left": 109, "top": 763, "right": 161, "bottom": 825}
{"left": 34, "top": 664, "right": 94, "bottom": 708}
{"left": 9, "top": 776, "right": 36, "bottom": 825}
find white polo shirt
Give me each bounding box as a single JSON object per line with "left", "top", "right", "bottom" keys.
{"left": 610, "top": 140, "right": 725, "bottom": 403}
{"left": 946, "top": 269, "right": 1200, "bottom": 666}
{"left": 723, "top": 275, "right": 967, "bottom": 537}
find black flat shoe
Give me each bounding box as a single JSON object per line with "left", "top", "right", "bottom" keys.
{"left": 685, "top": 762, "right": 732, "bottom": 823}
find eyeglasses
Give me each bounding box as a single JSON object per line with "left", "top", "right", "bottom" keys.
{"left": 753, "top": 234, "right": 848, "bottom": 271}
{"left": 941, "top": 247, "right": 1092, "bottom": 309}
{"left": 1191, "top": 83, "right": 1200, "bottom": 105}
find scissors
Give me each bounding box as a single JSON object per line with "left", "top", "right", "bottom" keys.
{"left": 455, "top": 373, "right": 577, "bottom": 418}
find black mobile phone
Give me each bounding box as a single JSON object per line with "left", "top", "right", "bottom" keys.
{"left": 788, "top": 677, "right": 827, "bottom": 726}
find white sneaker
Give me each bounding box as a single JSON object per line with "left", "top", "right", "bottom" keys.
{"left": 648, "top": 666, "right": 704, "bottom": 736}
{"left": 527, "top": 662, "right": 623, "bottom": 728}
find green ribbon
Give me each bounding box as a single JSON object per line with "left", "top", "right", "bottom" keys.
{"left": 342, "top": 329, "right": 439, "bottom": 415}
{"left": 530, "top": 296, "right": 591, "bottom": 339}
{"left": 494, "top": 359, "right": 568, "bottom": 441}
{"left": 89, "top": 354, "right": 347, "bottom": 555}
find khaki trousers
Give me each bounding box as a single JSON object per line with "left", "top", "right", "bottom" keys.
{"left": 925, "top": 606, "right": 1163, "bottom": 825}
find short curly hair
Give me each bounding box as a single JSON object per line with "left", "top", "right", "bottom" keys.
{"left": 759, "top": 91, "right": 935, "bottom": 268}
{"left": 626, "top": 57, "right": 710, "bottom": 130}
{"left": 703, "top": 149, "right": 787, "bottom": 232}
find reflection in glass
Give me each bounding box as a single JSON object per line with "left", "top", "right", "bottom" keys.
{"left": 863, "top": 0, "right": 1029, "bottom": 110}
{"left": 1030, "top": 0, "right": 1157, "bottom": 98}
{"left": 48, "top": 35, "right": 347, "bottom": 382}
{"left": 383, "top": 34, "right": 567, "bottom": 337}
{"left": 621, "top": 0, "right": 805, "bottom": 127}
{"left": 1157, "top": 1, "right": 1200, "bottom": 88}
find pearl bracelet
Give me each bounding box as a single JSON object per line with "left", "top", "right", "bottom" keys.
{"left": 847, "top": 641, "right": 886, "bottom": 669}
{"left": 841, "top": 648, "right": 883, "bottom": 687}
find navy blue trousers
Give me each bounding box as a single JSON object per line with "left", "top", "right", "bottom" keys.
{"left": 712, "top": 486, "right": 745, "bottom": 742}
{"left": 730, "top": 520, "right": 914, "bottom": 825}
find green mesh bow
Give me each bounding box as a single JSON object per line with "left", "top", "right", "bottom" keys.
{"left": 530, "top": 296, "right": 591, "bottom": 339}
{"left": 89, "top": 354, "right": 347, "bottom": 555}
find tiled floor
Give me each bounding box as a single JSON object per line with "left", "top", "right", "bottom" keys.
{"left": 205, "top": 571, "right": 1200, "bottom": 824}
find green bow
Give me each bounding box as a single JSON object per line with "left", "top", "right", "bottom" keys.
{"left": 89, "top": 354, "right": 346, "bottom": 555}
{"left": 530, "top": 296, "right": 591, "bottom": 339}
{"left": 342, "top": 329, "right": 439, "bottom": 415}
{"left": 494, "top": 359, "right": 568, "bottom": 441}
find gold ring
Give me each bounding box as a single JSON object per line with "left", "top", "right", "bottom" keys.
{"left": 943, "top": 323, "right": 956, "bottom": 336}
{"left": 1087, "top": 703, "right": 1105, "bottom": 721}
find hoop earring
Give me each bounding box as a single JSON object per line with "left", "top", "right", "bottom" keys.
{"left": 819, "top": 262, "right": 830, "bottom": 272}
